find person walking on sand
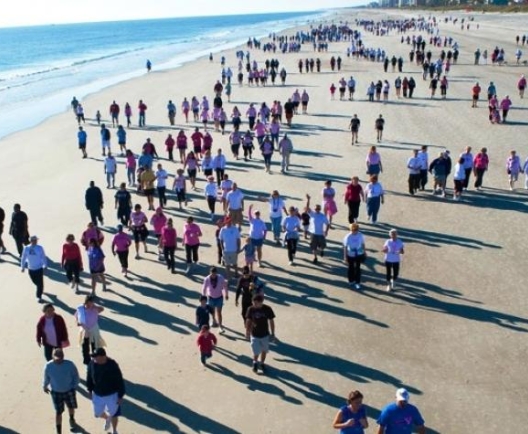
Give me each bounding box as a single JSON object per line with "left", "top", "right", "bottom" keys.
{"left": 344, "top": 177, "right": 364, "bottom": 224}
{"left": 104, "top": 152, "right": 117, "bottom": 189}
{"left": 183, "top": 216, "right": 202, "bottom": 275}
{"left": 459, "top": 146, "right": 473, "bottom": 190}
{"left": 87, "top": 238, "right": 107, "bottom": 295}
{"left": 139, "top": 165, "right": 156, "bottom": 211}
{"left": 259, "top": 190, "right": 287, "bottom": 244}
{"left": 85, "top": 181, "right": 104, "bottom": 227}
{"left": 114, "top": 183, "right": 132, "bottom": 227}
{"left": 155, "top": 163, "right": 168, "bottom": 208}
{"left": 507, "top": 150, "right": 522, "bottom": 191}
{"left": 382, "top": 229, "right": 404, "bottom": 292}
{"left": 219, "top": 218, "right": 241, "bottom": 281}
{"left": 161, "top": 218, "right": 178, "bottom": 273}
{"left": 376, "top": 388, "right": 425, "bottom": 434}
{"left": 197, "top": 325, "right": 217, "bottom": 366}
{"left": 366, "top": 146, "right": 383, "bottom": 176}
{"left": 500, "top": 95, "right": 512, "bottom": 123}
{"left": 322, "top": 180, "right": 338, "bottom": 228}
{"left": 37, "top": 303, "right": 70, "bottom": 361}
{"left": 111, "top": 225, "right": 131, "bottom": 277}
{"left": 245, "top": 294, "right": 276, "bottom": 374}
{"left": 332, "top": 390, "right": 368, "bottom": 434}
{"left": 429, "top": 152, "right": 449, "bottom": 197}
{"left": 278, "top": 134, "right": 293, "bottom": 173}
{"left": 77, "top": 126, "right": 88, "bottom": 159}
{"left": 282, "top": 206, "right": 301, "bottom": 265}
{"left": 517, "top": 75, "right": 526, "bottom": 99}
{"left": 247, "top": 205, "right": 267, "bottom": 267}
{"left": 61, "top": 234, "right": 83, "bottom": 293}
{"left": 129, "top": 204, "right": 149, "bottom": 259}
{"left": 343, "top": 223, "right": 366, "bottom": 290}
{"left": 21, "top": 235, "right": 47, "bottom": 303}
{"left": 365, "top": 175, "right": 385, "bottom": 224}
{"left": 42, "top": 348, "right": 80, "bottom": 434}
{"left": 235, "top": 266, "right": 263, "bottom": 324}
{"left": 138, "top": 99, "right": 147, "bottom": 127}
{"left": 407, "top": 149, "right": 421, "bottom": 196}
{"left": 375, "top": 115, "right": 385, "bottom": 142}
{"left": 100, "top": 124, "right": 111, "bottom": 157}
{"left": 226, "top": 183, "right": 245, "bottom": 231}
{"left": 305, "top": 194, "right": 329, "bottom": 264}
{"left": 202, "top": 266, "right": 228, "bottom": 333}
{"left": 453, "top": 157, "right": 466, "bottom": 201}
{"left": 473, "top": 147, "right": 489, "bottom": 191}
{"left": 9, "top": 203, "right": 29, "bottom": 256}
{"left": 74, "top": 295, "right": 105, "bottom": 365}
{"left": 349, "top": 114, "right": 360, "bottom": 145}
{"left": 150, "top": 207, "right": 167, "bottom": 261}
{"left": 472, "top": 82, "right": 481, "bottom": 108}
{"left": 86, "top": 348, "right": 125, "bottom": 434}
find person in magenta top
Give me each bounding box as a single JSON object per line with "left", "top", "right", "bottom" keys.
{"left": 499, "top": 95, "right": 512, "bottom": 122}
{"left": 176, "top": 130, "right": 188, "bottom": 164}
{"left": 269, "top": 118, "right": 281, "bottom": 149}
{"left": 125, "top": 150, "right": 137, "bottom": 186}
{"left": 129, "top": 204, "right": 148, "bottom": 259}
{"left": 138, "top": 99, "right": 147, "bottom": 127}
{"left": 253, "top": 120, "right": 267, "bottom": 145}
{"left": 322, "top": 180, "right": 338, "bottom": 228}
{"left": 80, "top": 222, "right": 104, "bottom": 250}
{"left": 200, "top": 108, "right": 210, "bottom": 130}
{"left": 150, "top": 208, "right": 167, "bottom": 260}
{"left": 190, "top": 127, "right": 203, "bottom": 157}
{"left": 161, "top": 218, "right": 177, "bottom": 273}
{"left": 202, "top": 132, "right": 213, "bottom": 155}
{"left": 182, "top": 216, "right": 202, "bottom": 274}
{"left": 196, "top": 324, "right": 217, "bottom": 365}
{"left": 165, "top": 134, "right": 175, "bottom": 161}
{"left": 181, "top": 97, "right": 190, "bottom": 123}
{"left": 202, "top": 266, "right": 228, "bottom": 332}
{"left": 111, "top": 225, "right": 132, "bottom": 276}
{"left": 517, "top": 74, "right": 526, "bottom": 98}
{"left": 184, "top": 152, "right": 200, "bottom": 190}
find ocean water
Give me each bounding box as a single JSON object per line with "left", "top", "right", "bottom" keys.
{"left": 0, "top": 11, "right": 325, "bottom": 140}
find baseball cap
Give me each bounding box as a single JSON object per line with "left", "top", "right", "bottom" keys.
{"left": 396, "top": 388, "right": 410, "bottom": 402}
{"left": 91, "top": 348, "right": 107, "bottom": 357}
{"left": 30, "top": 235, "right": 38, "bottom": 241}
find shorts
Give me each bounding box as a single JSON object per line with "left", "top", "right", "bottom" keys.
{"left": 90, "top": 266, "right": 105, "bottom": 275}
{"left": 208, "top": 296, "right": 224, "bottom": 309}
{"left": 473, "top": 94, "right": 479, "bottom": 101}
{"left": 509, "top": 172, "right": 519, "bottom": 182}
{"left": 223, "top": 251, "right": 238, "bottom": 266}
{"left": 310, "top": 234, "right": 326, "bottom": 251}
{"left": 187, "top": 169, "right": 197, "bottom": 178}
{"left": 204, "top": 169, "right": 213, "bottom": 177}
{"left": 144, "top": 188, "right": 155, "bottom": 197}
{"left": 79, "top": 143, "right": 86, "bottom": 149}
{"left": 250, "top": 238, "right": 264, "bottom": 247}
{"left": 102, "top": 140, "right": 110, "bottom": 149}
{"left": 229, "top": 209, "right": 243, "bottom": 225}
{"left": 132, "top": 225, "right": 149, "bottom": 242}
{"left": 176, "top": 189, "right": 186, "bottom": 203}
{"left": 51, "top": 390, "right": 77, "bottom": 414}
{"left": 250, "top": 335, "right": 270, "bottom": 355}
{"left": 92, "top": 392, "right": 119, "bottom": 418}
{"left": 434, "top": 175, "right": 447, "bottom": 184}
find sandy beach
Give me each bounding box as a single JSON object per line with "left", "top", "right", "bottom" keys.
{"left": 0, "top": 8, "right": 527, "bottom": 433}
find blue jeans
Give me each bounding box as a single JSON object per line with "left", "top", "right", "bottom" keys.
{"left": 127, "top": 167, "right": 135, "bottom": 185}
{"left": 270, "top": 217, "right": 282, "bottom": 240}
{"left": 367, "top": 196, "right": 381, "bottom": 223}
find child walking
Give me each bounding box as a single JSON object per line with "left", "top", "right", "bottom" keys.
{"left": 197, "top": 325, "right": 217, "bottom": 366}
{"left": 240, "top": 237, "right": 256, "bottom": 273}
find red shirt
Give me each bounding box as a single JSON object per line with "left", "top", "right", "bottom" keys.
{"left": 197, "top": 333, "right": 217, "bottom": 353}
{"left": 345, "top": 183, "right": 363, "bottom": 202}
{"left": 61, "top": 242, "right": 83, "bottom": 268}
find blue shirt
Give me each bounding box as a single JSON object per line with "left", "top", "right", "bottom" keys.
{"left": 377, "top": 402, "right": 424, "bottom": 434}
{"left": 138, "top": 153, "right": 153, "bottom": 169}
{"left": 117, "top": 128, "right": 127, "bottom": 144}
{"left": 77, "top": 130, "right": 87, "bottom": 144}
{"left": 339, "top": 405, "right": 366, "bottom": 434}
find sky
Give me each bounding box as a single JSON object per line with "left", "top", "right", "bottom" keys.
{"left": 0, "top": 0, "right": 362, "bottom": 28}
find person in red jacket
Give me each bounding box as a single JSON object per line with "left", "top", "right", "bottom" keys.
{"left": 37, "top": 304, "right": 69, "bottom": 361}
{"left": 61, "top": 234, "right": 83, "bottom": 293}
{"left": 472, "top": 82, "right": 481, "bottom": 108}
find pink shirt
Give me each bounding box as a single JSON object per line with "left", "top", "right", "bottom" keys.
{"left": 254, "top": 123, "right": 266, "bottom": 137}
{"left": 126, "top": 154, "right": 136, "bottom": 169}
{"left": 130, "top": 211, "right": 147, "bottom": 227}
{"left": 202, "top": 274, "right": 227, "bottom": 298}
{"left": 161, "top": 226, "right": 177, "bottom": 247}
{"left": 112, "top": 232, "right": 131, "bottom": 252}
{"left": 183, "top": 223, "right": 202, "bottom": 246}
{"left": 150, "top": 214, "right": 167, "bottom": 234}
{"left": 366, "top": 152, "right": 381, "bottom": 165}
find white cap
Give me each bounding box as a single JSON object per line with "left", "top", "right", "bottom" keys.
{"left": 396, "top": 388, "right": 410, "bottom": 402}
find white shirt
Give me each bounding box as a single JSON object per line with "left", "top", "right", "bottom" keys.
{"left": 453, "top": 163, "right": 466, "bottom": 181}
{"left": 407, "top": 157, "right": 421, "bottom": 175}
{"left": 343, "top": 232, "right": 365, "bottom": 257}
{"left": 308, "top": 212, "right": 329, "bottom": 236}
{"left": 268, "top": 197, "right": 285, "bottom": 218}
{"left": 384, "top": 238, "right": 404, "bottom": 263}
{"left": 104, "top": 157, "right": 117, "bottom": 173}
{"left": 282, "top": 215, "right": 301, "bottom": 233}
{"left": 204, "top": 182, "right": 218, "bottom": 198}
{"left": 226, "top": 189, "right": 244, "bottom": 210}
{"left": 249, "top": 217, "right": 267, "bottom": 239}
{"left": 213, "top": 154, "right": 226, "bottom": 169}
{"left": 417, "top": 151, "right": 428, "bottom": 170}
{"left": 156, "top": 169, "right": 168, "bottom": 188}
{"left": 20, "top": 244, "right": 47, "bottom": 270}
{"left": 460, "top": 152, "right": 473, "bottom": 170}
{"left": 219, "top": 226, "right": 240, "bottom": 253}
{"left": 365, "top": 182, "right": 384, "bottom": 198}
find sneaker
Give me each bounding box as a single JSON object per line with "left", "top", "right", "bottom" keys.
{"left": 219, "top": 327, "right": 225, "bottom": 334}
{"left": 252, "top": 362, "right": 258, "bottom": 373}
{"left": 70, "top": 281, "right": 75, "bottom": 289}
{"left": 390, "top": 279, "right": 395, "bottom": 290}
{"left": 103, "top": 415, "right": 112, "bottom": 431}
{"left": 386, "top": 284, "right": 391, "bottom": 292}
{"left": 69, "top": 418, "right": 78, "bottom": 430}
{"left": 355, "top": 283, "right": 361, "bottom": 290}
{"left": 259, "top": 363, "right": 267, "bottom": 374}
{"left": 312, "top": 257, "right": 318, "bottom": 264}
{"left": 289, "top": 261, "right": 294, "bottom": 265}
{"left": 135, "top": 254, "right": 140, "bottom": 260}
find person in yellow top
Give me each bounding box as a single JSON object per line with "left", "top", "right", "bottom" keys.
{"left": 139, "top": 167, "right": 156, "bottom": 211}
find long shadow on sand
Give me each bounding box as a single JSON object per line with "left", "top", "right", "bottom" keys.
{"left": 0, "top": 427, "right": 20, "bottom": 434}
{"left": 124, "top": 380, "right": 241, "bottom": 433}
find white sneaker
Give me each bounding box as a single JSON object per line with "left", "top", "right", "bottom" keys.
{"left": 355, "top": 283, "right": 361, "bottom": 290}
{"left": 390, "top": 279, "right": 395, "bottom": 290}
{"left": 386, "top": 284, "right": 391, "bottom": 292}
{"left": 289, "top": 261, "right": 294, "bottom": 265}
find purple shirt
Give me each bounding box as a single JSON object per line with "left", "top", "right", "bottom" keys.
{"left": 202, "top": 274, "right": 227, "bottom": 298}
{"left": 112, "top": 233, "right": 131, "bottom": 252}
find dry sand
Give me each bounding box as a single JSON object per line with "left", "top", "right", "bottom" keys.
{"left": 0, "top": 8, "right": 527, "bottom": 434}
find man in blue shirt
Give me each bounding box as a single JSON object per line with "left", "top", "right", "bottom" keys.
{"left": 77, "top": 126, "right": 87, "bottom": 159}
{"left": 376, "top": 388, "right": 426, "bottom": 434}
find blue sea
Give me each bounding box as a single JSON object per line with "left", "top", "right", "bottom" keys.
{"left": 0, "top": 11, "right": 326, "bottom": 139}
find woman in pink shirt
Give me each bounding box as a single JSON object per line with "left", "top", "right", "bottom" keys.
{"left": 183, "top": 217, "right": 202, "bottom": 274}
{"left": 500, "top": 96, "right": 512, "bottom": 123}
{"left": 269, "top": 118, "right": 281, "bottom": 149}
{"left": 184, "top": 151, "right": 200, "bottom": 190}
{"left": 366, "top": 146, "right": 383, "bottom": 176}
{"left": 201, "top": 266, "right": 228, "bottom": 333}
{"left": 253, "top": 120, "right": 267, "bottom": 146}
{"left": 200, "top": 108, "right": 210, "bottom": 131}
{"left": 111, "top": 224, "right": 132, "bottom": 276}
{"left": 150, "top": 207, "right": 167, "bottom": 260}
{"left": 161, "top": 218, "right": 177, "bottom": 273}
{"left": 125, "top": 149, "right": 137, "bottom": 186}
{"left": 176, "top": 130, "right": 188, "bottom": 164}
{"left": 322, "top": 180, "right": 338, "bottom": 228}
{"left": 181, "top": 97, "right": 190, "bottom": 123}
{"left": 129, "top": 204, "right": 149, "bottom": 259}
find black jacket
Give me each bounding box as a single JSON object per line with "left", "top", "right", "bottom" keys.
{"left": 87, "top": 358, "right": 125, "bottom": 398}
{"left": 85, "top": 186, "right": 103, "bottom": 210}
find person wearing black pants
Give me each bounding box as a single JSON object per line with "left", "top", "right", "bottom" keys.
{"left": 473, "top": 148, "right": 489, "bottom": 191}
{"left": 9, "top": 203, "right": 29, "bottom": 256}
{"left": 282, "top": 206, "right": 302, "bottom": 266}
{"left": 286, "top": 237, "right": 298, "bottom": 264}
{"left": 460, "top": 146, "right": 474, "bottom": 190}
{"left": 85, "top": 181, "right": 104, "bottom": 226}
{"left": 21, "top": 235, "right": 47, "bottom": 302}
{"left": 343, "top": 223, "right": 366, "bottom": 290}
{"left": 382, "top": 229, "right": 404, "bottom": 292}
{"left": 344, "top": 177, "right": 364, "bottom": 224}
{"left": 164, "top": 245, "right": 175, "bottom": 272}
